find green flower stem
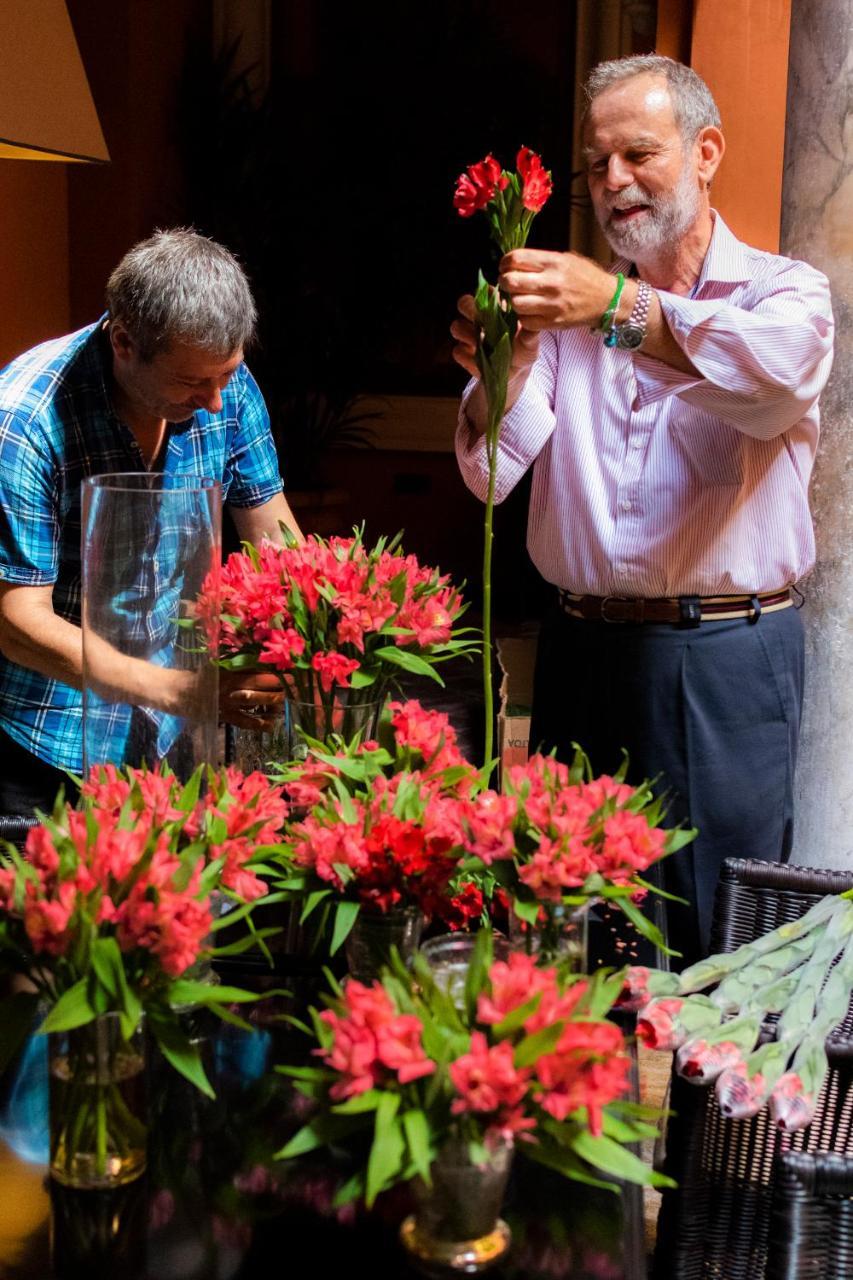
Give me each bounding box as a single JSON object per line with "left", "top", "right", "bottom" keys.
{"left": 482, "top": 420, "right": 498, "bottom": 774}
{"left": 96, "top": 1084, "right": 107, "bottom": 1177}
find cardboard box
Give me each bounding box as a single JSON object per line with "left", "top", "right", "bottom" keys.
{"left": 496, "top": 632, "right": 538, "bottom": 779}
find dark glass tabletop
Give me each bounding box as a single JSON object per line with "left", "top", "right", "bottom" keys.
{"left": 0, "top": 976, "right": 647, "bottom": 1280}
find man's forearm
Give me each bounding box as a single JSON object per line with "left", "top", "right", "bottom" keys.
{"left": 0, "top": 586, "right": 196, "bottom": 714}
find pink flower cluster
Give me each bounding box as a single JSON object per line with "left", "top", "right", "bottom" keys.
{"left": 456, "top": 953, "right": 629, "bottom": 1138}
{"left": 315, "top": 954, "right": 630, "bottom": 1144}
{"left": 0, "top": 763, "right": 289, "bottom": 978}
{"left": 318, "top": 979, "right": 435, "bottom": 1100}
{"left": 194, "top": 532, "right": 465, "bottom": 693}
{"left": 283, "top": 700, "right": 482, "bottom": 926}
{"left": 464, "top": 754, "right": 667, "bottom": 903}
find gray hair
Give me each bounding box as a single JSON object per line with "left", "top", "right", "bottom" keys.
{"left": 105, "top": 228, "right": 257, "bottom": 360}
{"left": 584, "top": 55, "right": 721, "bottom": 142}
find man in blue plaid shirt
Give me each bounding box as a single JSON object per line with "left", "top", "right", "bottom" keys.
{"left": 0, "top": 229, "right": 302, "bottom": 814}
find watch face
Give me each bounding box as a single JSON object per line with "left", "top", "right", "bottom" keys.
{"left": 617, "top": 324, "right": 645, "bottom": 350}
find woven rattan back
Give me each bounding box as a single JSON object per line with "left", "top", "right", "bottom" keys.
{"left": 765, "top": 1152, "right": 853, "bottom": 1279}
{"left": 652, "top": 858, "right": 853, "bottom": 1280}
{"left": 0, "top": 814, "right": 38, "bottom": 850}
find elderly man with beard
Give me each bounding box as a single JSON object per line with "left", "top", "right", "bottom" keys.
{"left": 451, "top": 55, "right": 834, "bottom": 966}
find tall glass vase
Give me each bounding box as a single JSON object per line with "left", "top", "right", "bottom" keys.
{"left": 49, "top": 1014, "right": 146, "bottom": 1189}
{"left": 81, "top": 474, "right": 221, "bottom": 779}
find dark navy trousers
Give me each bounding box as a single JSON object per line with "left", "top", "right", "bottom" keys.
{"left": 529, "top": 602, "right": 805, "bottom": 968}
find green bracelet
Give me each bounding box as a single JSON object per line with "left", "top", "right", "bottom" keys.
{"left": 598, "top": 272, "right": 625, "bottom": 333}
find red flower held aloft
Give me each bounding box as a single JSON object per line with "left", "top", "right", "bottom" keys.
{"left": 516, "top": 146, "right": 553, "bottom": 212}
{"left": 453, "top": 153, "right": 508, "bottom": 217}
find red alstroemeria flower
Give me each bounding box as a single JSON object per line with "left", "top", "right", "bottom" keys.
{"left": 453, "top": 153, "right": 508, "bottom": 217}
{"left": 516, "top": 146, "right": 553, "bottom": 212}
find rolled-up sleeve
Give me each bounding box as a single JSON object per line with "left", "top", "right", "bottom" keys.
{"left": 455, "top": 330, "right": 559, "bottom": 504}
{"left": 634, "top": 261, "right": 834, "bottom": 440}
{"left": 0, "top": 412, "right": 59, "bottom": 584}
{"left": 223, "top": 367, "right": 284, "bottom": 508}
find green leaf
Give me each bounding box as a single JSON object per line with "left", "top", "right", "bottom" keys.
{"left": 39, "top": 979, "right": 96, "bottom": 1034}
{"left": 168, "top": 980, "right": 262, "bottom": 1007}
{"left": 332, "top": 1089, "right": 384, "bottom": 1114}
{"left": 493, "top": 991, "right": 543, "bottom": 1037}
{"left": 514, "top": 1021, "right": 564, "bottom": 1067}
{"left": 148, "top": 1015, "right": 215, "bottom": 1098}
{"left": 372, "top": 646, "right": 443, "bottom": 684}
{"left": 0, "top": 992, "right": 40, "bottom": 1073}
{"left": 330, "top": 900, "right": 361, "bottom": 955}
{"left": 572, "top": 1130, "right": 667, "bottom": 1186}
{"left": 463, "top": 925, "right": 493, "bottom": 1024}
{"left": 512, "top": 897, "right": 541, "bottom": 927}
{"left": 367, "top": 1092, "right": 404, "bottom": 1206}
{"left": 300, "top": 889, "right": 332, "bottom": 924}
{"left": 402, "top": 1108, "right": 433, "bottom": 1183}
{"left": 616, "top": 896, "right": 677, "bottom": 956}
{"left": 523, "top": 1140, "right": 619, "bottom": 1192}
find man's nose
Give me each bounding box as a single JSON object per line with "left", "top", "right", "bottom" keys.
{"left": 195, "top": 385, "right": 223, "bottom": 413}
{"left": 604, "top": 155, "right": 634, "bottom": 189}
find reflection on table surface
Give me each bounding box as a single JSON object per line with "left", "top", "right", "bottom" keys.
{"left": 0, "top": 987, "right": 645, "bottom": 1280}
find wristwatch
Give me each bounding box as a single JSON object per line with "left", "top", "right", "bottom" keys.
{"left": 613, "top": 279, "right": 652, "bottom": 350}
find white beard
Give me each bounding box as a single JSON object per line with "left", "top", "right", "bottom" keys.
{"left": 597, "top": 162, "right": 703, "bottom": 259}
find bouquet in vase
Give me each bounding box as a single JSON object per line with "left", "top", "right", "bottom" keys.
{"left": 269, "top": 700, "right": 484, "bottom": 977}
{"left": 193, "top": 527, "right": 477, "bottom": 757}
{"left": 462, "top": 750, "right": 696, "bottom": 966}
{"left": 0, "top": 762, "right": 289, "bottom": 1186}
{"left": 276, "top": 929, "right": 670, "bottom": 1262}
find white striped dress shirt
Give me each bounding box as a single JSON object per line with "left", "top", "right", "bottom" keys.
{"left": 456, "top": 213, "right": 834, "bottom": 597}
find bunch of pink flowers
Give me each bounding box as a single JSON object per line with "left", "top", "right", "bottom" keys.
{"left": 463, "top": 751, "right": 693, "bottom": 952}
{"left": 193, "top": 529, "right": 475, "bottom": 713}
{"left": 278, "top": 935, "right": 665, "bottom": 1204}
{"left": 0, "top": 762, "right": 290, "bottom": 1091}
{"left": 272, "top": 700, "right": 484, "bottom": 943}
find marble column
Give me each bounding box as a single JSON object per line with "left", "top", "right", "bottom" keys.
{"left": 781, "top": 0, "right": 853, "bottom": 868}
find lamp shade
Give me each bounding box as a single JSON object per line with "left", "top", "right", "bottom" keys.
{"left": 0, "top": 0, "right": 108, "bottom": 162}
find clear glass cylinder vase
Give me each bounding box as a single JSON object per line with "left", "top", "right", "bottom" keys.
{"left": 344, "top": 905, "right": 423, "bottom": 983}
{"left": 81, "top": 473, "right": 221, "bottom": 779}
{"left": 400, "top": 1135, "right": 513, "bottom": 1272}
{"left": 48, "top": 1013, "right": 146, "bottom": 1189}
{"left": 231, "top": 692, "right": 381, "bottom": 772}
{"left": 508, "top": 900, "right": 591, "bottom": 972}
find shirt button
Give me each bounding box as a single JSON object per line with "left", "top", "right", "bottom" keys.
{"left": 616, "top": 563, "right": 628, "bottom": 573}
{"left": 619, "top": 500, "right": 632, "bottom": 512}
{"left": 631, "top": 439, "right": 643, "bottom": 450}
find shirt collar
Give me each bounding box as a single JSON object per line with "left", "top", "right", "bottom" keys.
{"left": 612, "top": 210, "right": 752, "bottom": 290}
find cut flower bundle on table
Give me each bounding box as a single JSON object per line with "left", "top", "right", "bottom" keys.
{"left": 268, "top": 700, "right": 485, "bottom": 952}
{"left": 269, "top": 705, "right": 691, "bottom": 961}
{"left": 0, "top": 762, "right": 290, "bottom": 1096}
{"left": 276, "top": 929, "right": 672, "bottom": 1203}
{"left": 192, "top": 526, "right": 478, "bottom": 717}
{"left": 463, "top": 748, "right": 696, "bottom": 957}
{"left": 625, "top": 891, "right": 853, "bottom": 1131}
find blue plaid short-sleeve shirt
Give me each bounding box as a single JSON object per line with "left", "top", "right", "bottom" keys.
{"left": 0, "top": 319, "right": 283, "bottom": 771}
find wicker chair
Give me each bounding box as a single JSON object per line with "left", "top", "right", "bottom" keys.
{"left": 764, "top": 1152, "right": 853, "bottom": 1279}
{"left": 0, "top": 814, "right": 38, "bottom": 849}
{"left": 652, "top": 858, "right": 853, "bottom": 1280}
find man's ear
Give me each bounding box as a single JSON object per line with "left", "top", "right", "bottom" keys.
{"left": 108, "top": 319, "right": 136, "bottom": 363}
{"left": 696, "top": 126, "right": 725, "bottom": 189}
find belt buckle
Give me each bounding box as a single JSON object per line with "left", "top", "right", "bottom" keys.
{"left": 600, "top": 595, "right": 633, "bottom": 624}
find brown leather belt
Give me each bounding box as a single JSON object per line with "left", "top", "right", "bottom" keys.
{"left": 558, "top": 588, "right": 793, "bottom": 625}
